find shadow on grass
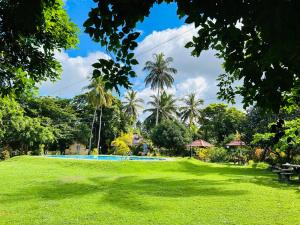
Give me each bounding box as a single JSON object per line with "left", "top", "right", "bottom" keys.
{"left": 1, "top": 175, "right": 247, "bottom": 211}
{"left": 1, "top": 160, "right": 298, "bottom": 211}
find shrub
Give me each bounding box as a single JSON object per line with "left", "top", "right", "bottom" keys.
{"left": 132, "top": 144, "right": 143, "bottom": 155}
{"left": 90, "top": 148, "right": 98, "bottom": 155}
{"left": 111, "top": 139, "right": 130, "bottom": 155}
{"left": 0, "top": 146, "right": 10, "bottom": 160}
{"left": 254, "top": 148, "right": 264, "bottom": 162}
{"left": 110, "top": 132, "right": 133, "bottom": 156}
{"left": 115, "top": 132, "right": 133, "bottom": 146}
{"left": 196, "top": 148, "right": 209, "bottom": 161}
{"left": 248, "top": 160, "right": 255, "bottom": 166}
{"left": 292, "top": 155, "right": 300, "bottom": 164}
{"left": 250, "top": 162, "right": 269, "bottom": 169}
{"left": 207, "top": 147, "right": 228, "bottom": 162}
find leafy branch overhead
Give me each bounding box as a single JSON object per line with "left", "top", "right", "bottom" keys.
{"left": 84, "top": 0, "right": 300, "bottom": 111}
{"left": 0, "top": 0, "right": 79, "bottom": 96}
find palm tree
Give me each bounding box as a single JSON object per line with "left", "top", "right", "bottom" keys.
{"left": 144, "top": 91, "right": 177, "bottom": 125}
{"left": 123, "top": 90, "right": 144, "bottom": 123}
{"left": 143, "top": 53, "right": 177, "bottom": 125}
{"left": 180, "top": 93, "right": 204, "bottom": 127}
{"left": 86, "top": 77, "right": 112, "bottom": 153}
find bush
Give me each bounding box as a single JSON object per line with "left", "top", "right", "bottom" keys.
{"left": 196, "top": 148, "right": 209, "bottom": 161}
{"left": 207, "top": 147, "right": 228, "bottom": 162}
{"left": 254, "top": 148, "right": 264, "bottom": 162}
{"left": 110, "top": 132, "right": 133, "bottom": 156}
{"left": 0, "top": 146, "right": 10, "bottom": 160}
{"left": 111, "top": 139, "right": 130, "bottom": 155}
{"left": 151, "top": 120, "right": 191, "bottom": 156}
{"left": 132, "top": 144, "right": 143, "bottom": 155}
{"left": 90, "top": 148, "right": 98, "bottom": 155}
{"left": 292, "top": 155, "right": 300, "bottom": 164}
{"left": 115, "top": 132, "right": 133, "bottom": 146}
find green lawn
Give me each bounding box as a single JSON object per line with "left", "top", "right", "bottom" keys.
{"left": 1, "top": 157, "right": 300, "bottom": 225}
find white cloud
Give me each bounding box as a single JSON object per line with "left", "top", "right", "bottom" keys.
{"left": 130, "top": 24, "right": 240, "bottom": 120}
{"left": 134, "top": 24, "right": 223, "bottom": 83}
{"left": 41, "top": 23, "right": 243, "bottom": 119}
{"left": 39, "top": 51, "right": 109, "bottom": 98}
{"left": 175, "top": 77, "right": 207, "bottom": 98}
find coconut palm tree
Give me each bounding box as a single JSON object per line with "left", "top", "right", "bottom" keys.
{"left": 123, "top": 90, "right": 144, "bottom": 123}
{"left": 144, "top": 91, "right": 177, "bottom": 125}
{"left": 86, "top": 77, "right": 112, "bottom": 153}
{"left": 180, "top": 93, "right": 204, "bottom": 128}
{"left": 143, "top": 53, "right": 177, "bottom": 125}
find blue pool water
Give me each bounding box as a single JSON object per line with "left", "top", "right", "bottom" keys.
{"left": 45, "top": 155, "right": 167, "bottom": 161}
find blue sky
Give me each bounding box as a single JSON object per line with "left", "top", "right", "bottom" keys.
{"left": 65, "top": 1, "right": 184, "bottom": 57}
{"left": 40, "top": 0, "right": 242, "bottom": 118}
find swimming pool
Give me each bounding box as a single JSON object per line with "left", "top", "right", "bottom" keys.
{"left": 45, "top": 155, "right": 167, "bottom": 161}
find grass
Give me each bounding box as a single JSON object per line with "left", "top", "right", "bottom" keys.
{"left": 0, "top": 156, "right": 300, "bottom": 225}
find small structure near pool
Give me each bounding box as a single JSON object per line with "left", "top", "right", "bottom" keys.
{"left": 65, "top": 142, "right": 88, "bottom": 155}
{"left": 225, "top": 139, "right": 247, "bottom": 164}
{"left": 225, "top": 140, "right": 246, "bottom": 147}
{"left": 187, "top": 139, "right": 214, "bottom": 157}
{"left": 187, "top": 139, "right": 214, "bottom": 148}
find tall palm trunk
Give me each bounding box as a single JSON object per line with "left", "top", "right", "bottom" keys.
{"left": 97, "top": 106, "right": 103, "bottom": 154}
{"left": 88, "top": 108, "right": 97, "bottom": 154}
{"left": 156, "top": 88, "right": 160, "bottom": 126}
{"left": 189, "top": 116, "right": 193, "bottom": 129}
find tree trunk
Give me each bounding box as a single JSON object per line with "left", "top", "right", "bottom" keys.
{"left": 88, "top": 108, "right": 97, "bottom": 154}
{"left": 189, "top": 116, "right": 193, "bottom": 129}
{"left": 156, "top": 88, "right": 160, "bottom": 126}
{"left": 97, "top": 106, "right": 103, "bottom": 154}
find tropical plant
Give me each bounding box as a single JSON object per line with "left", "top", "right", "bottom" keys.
{"left": 85, "top": 77, "right": 113, "bottom": 153}
{"left": 143, "top": 53, "right": 177, "bottom": 125}
{"left": 180, "top": 93, "right": 204, "bottom": 127}
{"left": 206, "top": 147, "right": 229, "bottom": 163}
{"left": 110, "top": 132, "right": 133, "bottom": 155}
{"left": 123, "top": 90, "right": 144, "bottom": 123}
{"left": 144, "top": 91, "right": 177, "bottom": 126}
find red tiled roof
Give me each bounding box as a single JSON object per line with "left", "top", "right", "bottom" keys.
{"left": 226, "top": 140, "right": 246, "bottom": 146}
{"left": 187, "top": 139, "right": 214, "bottom": 148}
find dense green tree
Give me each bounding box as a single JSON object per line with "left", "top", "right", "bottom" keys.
{"left": 0, "top": 97, "right": 55, "bottom": 154}
{"left": 144, "top": 91, "right": 177, "bottom": 129}
{"left": 151, "top": 120, "right": 191, "bottom": 156}
{"left": 0, "top": 0, "right": 78, "bottom": 96}
{"left": 199, "top": 103, "right": 246, "bottom": 144}
{"left": 180, "top": 93, "right": 204, "bottom": 128}
{"left": 122, "top": 90, "right": 144, "bottom": 123}
{"left": 84, "top": 0, "right": 300, "bottom": 111}
{"left": 20, "top": 96, "right": 80, "bottom": 152}
{"left": 242, "top": 107, "right": 278, "bottom": 145}
{"left": 243, "top": 105, "right": 300, "bottom": 144}
{"left": 143, "top": 53, "right": 177, "bottom": 125}
{"left": 252, "top": 118, "right": 300, "bottom": 163}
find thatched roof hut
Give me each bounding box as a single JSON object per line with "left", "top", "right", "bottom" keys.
{"left": 187, "top": 139, "right": 214, "bottom": 148}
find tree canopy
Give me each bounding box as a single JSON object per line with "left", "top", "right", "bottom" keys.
{"left": 84, "top": 0, "right": 300, "bottom": 111}
{"left": 0, "top": 0, "right": 78, "bottom": 96}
